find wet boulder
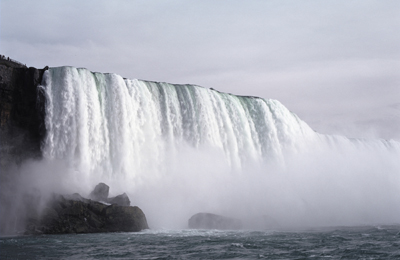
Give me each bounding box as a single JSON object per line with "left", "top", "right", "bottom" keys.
{"left": 25, "top": 193, "right": 149, "bottom": 234}
{"left": 103, "top": 204, "right": 148, "bottom": 232}
{"left": 26, "top": 194, "right": 149, "bottom": 234}
{"left": 107, "top": 192, "right": 130, "bottom": 206}
{"left": 89, "top": 183, "right": 131, "bottom": 206}
{"left": 89, "top": 182, "right": 109, "bottom": 202}
{"left": 24, "top": 183, "right": 146, "bottom": 234}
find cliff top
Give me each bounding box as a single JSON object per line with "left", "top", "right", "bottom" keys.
{"left": 0, "top": 55, "right": 27, "bottom": 68}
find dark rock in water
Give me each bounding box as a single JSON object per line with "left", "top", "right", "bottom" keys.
{"left": 107, "top": 192, "right": 130, "bottom": 206}
{"left": 89, "top": 182, "right": 109, "bottom": 202}
{"left": 102, "top": 204, "right": 148, "bottom": 232}
{"left": 89, "top": 182, "right": 131, "bottom": 206}
{"left": 26, "top": 193, "right": 149, "bottom": 234}
{"left": 188, "top": 213, "right": 242, "bottom": 230}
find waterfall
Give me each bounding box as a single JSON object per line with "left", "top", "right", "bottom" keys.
{"left": 41, "top": 67, "right": 320, "bottom": 176}
{"left": 38, "top": 66, "right": 400, "bottom": 228}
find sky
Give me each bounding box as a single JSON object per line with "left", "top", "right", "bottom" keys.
{"left": 1, "top": 0, "right": 399, "bottom": 140}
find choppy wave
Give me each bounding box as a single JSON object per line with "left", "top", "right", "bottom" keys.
{"left": 1, "top": 226, "right": 400, "bottom": 259}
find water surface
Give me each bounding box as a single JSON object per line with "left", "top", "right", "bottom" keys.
{"left": 1, "top": 225, "right": 399, "bottom": 259}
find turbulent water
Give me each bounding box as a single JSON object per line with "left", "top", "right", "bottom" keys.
{"left": 1, "top": 226, "right": 400, "bottom": 259}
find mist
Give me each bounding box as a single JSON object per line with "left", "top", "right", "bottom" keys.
{"left": 128, "top": 137, "right": 400, "bottom": 229}
{"left": 2, "top": 136, "right": 399, "bottom": 235}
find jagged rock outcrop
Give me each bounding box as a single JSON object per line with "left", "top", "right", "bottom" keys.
{"left": 89, "top": 183, "right": 131, "bottom": 206}
{"left": 26, "top": 193, "right": 149, "bottom": 234}
{"left": 89, "top": 182, "right": 110, "bottom": 202}
{"left": 107, "top": 193, "right": 130, "bottom": 207}
{"left": 188, "top": 212, "right": 242, "bottom": 230}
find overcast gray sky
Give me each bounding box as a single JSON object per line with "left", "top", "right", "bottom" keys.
{"left": 1, "top": 0, "right": 399, "bottom": 140}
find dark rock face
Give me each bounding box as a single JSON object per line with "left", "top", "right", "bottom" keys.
{"left": 1, "top": 60, "right": 48, "bottom": 234}
{"left": 102, "top": 204, "right": 147, "bottom": 232}
{"left": 26, "top": 193, "right": 149, "bottom": 234}
{"left": 89, "top": 183, "right": 131, "bottom": 206}
{"left": 0, "top": 60, "right": 47, "bottom": 166}
{"left": 108, "top": 193, "right": 130, "bottom": 206}
{"left": 89, "top": 182, "right": 110, "bottom": 202}
{"left": 188, "top": 213, "right": 242, "bottom": 230}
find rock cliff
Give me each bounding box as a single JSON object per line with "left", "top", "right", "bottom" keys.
{"left": 0, "top": 58, "right": 47, "bottom": 166}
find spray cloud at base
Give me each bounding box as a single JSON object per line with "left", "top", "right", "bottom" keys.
{"left": 1, "top": 66, "right": 399, "bottom": 234}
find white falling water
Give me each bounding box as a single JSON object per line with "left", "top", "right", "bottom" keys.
{"left": 41, "top": 67, "right": 319, "bottom": 176}
{"left": 38, "top": 66, "right": 400, "bottom": 228}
